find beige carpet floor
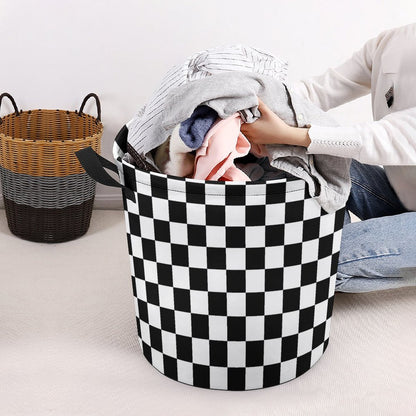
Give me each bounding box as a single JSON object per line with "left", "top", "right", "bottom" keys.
{"left": 0, "top": 210, "right": 415, "bottom": 416}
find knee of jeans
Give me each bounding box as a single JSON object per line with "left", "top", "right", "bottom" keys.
{"left": 343, "top": 210, "right": 351, "bottom": 226}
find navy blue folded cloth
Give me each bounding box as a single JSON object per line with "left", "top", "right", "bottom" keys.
{"left": 179, "top": 105, "right": 218, "bottom": 150}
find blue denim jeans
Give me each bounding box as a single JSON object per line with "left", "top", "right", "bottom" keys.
{"left": 336, "top": 159, "right": 416, "bottom": 293}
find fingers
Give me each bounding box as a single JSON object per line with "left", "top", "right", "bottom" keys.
{"left": 257, "top": 97, "right": 265, "bottom": 112}
{"left": 257, "top": 97, "right": 270, "bottom": 116}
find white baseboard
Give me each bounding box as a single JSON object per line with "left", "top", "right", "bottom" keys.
{"left": 0, "top": 193, "right": 124, "bottom": 210}
{"left": 93, "top": 194, "right": 123, "bottom": 210}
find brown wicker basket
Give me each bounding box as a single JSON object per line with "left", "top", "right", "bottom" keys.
{"left": 0, "top": 93, "right": 102, "bottom": 242}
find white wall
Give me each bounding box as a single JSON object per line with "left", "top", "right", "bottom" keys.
{"left": 0, "top": 0, "right": 414, "bottom": 209}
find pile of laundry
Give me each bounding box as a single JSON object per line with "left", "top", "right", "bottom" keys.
{"left": 155, "top": 106, "right": 251, "bottom": 181}
{"left": 124, "top": 45, "right": 351, "bottom": 213}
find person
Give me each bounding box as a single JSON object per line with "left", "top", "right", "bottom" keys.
{"left": 241, "top": 23, "right": 416, "bottom": 293}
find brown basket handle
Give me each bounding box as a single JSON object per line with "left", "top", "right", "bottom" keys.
{"left": 0, "top": 93, "right": 20, "bottom": 124}
{"left": 78, "top": 93, "right": 101, "bottom": 122}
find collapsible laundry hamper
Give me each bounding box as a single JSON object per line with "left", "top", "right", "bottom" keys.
{"left": 76, "top": 126, "right": 345, "bottom": 390}
{"left": 0, "top": 93, "right": 102, "bottom": 243}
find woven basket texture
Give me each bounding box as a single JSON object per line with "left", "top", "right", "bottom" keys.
{"left": 0, "top": 109, "right": 102, "bottom": 176}
{"left": 3, "top": 197, "right": 95, "bottom": 243}
{"left": 0, "top": 93, "right": 102, "bottom": 242}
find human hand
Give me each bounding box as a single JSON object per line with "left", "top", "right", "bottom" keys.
{"left": 240, "top": 98, "right": 291, "bottom": 145}
{"left": 241, "top": 98, "right": 311, "bottom": 147}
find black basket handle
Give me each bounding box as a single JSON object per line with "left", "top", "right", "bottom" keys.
{"left": 78, "top": 93, "right": 101, "bottom": 122}
{"left": 0, "top": 93, "right": 20, "bottom": 124}
{"left": 75, "top": 146, "right": 135, "bottom": 202}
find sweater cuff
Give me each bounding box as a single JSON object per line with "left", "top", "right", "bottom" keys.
{"left": 307, "top": 125, "right": 362, "bottom": 158}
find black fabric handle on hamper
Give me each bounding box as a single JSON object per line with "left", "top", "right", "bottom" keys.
{"left": 75, "top": 147, "right": 136, "bottom": 202}
{"left": 78, "top": 93, "right": 101, "bottom": 122}
{"left": 0, "top": 93, "right": 20, "bottom": 124}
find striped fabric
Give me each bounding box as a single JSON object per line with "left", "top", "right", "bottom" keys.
{"left": 127, "top": 45, "right": 288, "bottom": 159}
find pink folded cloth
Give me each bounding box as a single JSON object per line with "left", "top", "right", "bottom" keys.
{"left": 192, "top": 113, "right": 251, "bottom": 181}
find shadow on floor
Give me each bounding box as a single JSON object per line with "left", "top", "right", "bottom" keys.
{"left": 334, "top": 286, "right": 416, "bottom": 312}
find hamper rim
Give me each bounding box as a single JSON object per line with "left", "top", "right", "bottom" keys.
{"left": 120, "top": 156, "right": 308, "bottom": 195}
{"left": 0, "top": 109, "right": 103, "bottom": 143}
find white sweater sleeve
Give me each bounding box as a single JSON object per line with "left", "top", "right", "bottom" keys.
{"left": 307, "top": 107, "right": 416, "bottom": 165}
{"left": 291, "top": 33, "right": 379, "bottom": 110}
{"left": 292, "top": 29, "right": 416, "bottom": 165}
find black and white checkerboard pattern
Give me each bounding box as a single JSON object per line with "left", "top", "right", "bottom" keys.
{"left": 121, "top": 162, "right": 344, "bottom": 390}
